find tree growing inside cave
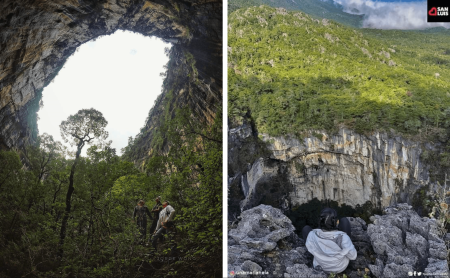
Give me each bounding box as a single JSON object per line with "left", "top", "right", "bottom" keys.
{"left": 58, "top": 108, "right": 108, "bottom": 256}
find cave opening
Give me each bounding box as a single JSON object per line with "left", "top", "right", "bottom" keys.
{"left": 37, "top": 30, "right": 171, "bottom": 155}
{"left": 0, "top": 0, "right": 222, "bottom": 154}
{"left": 0, "top": 1, "right": 221, "bottom": 277}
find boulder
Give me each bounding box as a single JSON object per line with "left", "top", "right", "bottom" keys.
{"left": 228, "top": 204, "right": 318, "bottom": 277}
{"left": 367, "top": 204, "right": 449, "bottom": 277}
{"left": 229, "top": 203, "right": 449, "bottom": 278}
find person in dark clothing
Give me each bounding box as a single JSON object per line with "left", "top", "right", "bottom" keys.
{"left": 133, "top": 199, "right": 152, "bottom": 243}
{"left": 302, "top": 208, "right": 352, "bottom": 240}
{"left": 149, "top": 196, "right": 163, "bottom": 234}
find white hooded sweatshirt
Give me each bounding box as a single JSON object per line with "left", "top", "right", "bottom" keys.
{"left": 305, "top": 229, "right": 357, "bottom": 273}
{"left": 155, "top": 205, "right": 175, "bottom": 231}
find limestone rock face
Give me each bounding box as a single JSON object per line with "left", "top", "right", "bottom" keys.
{"left": 0, "top": 0, "right": 222, "bottom": 156}
{"left": 228, "top": 124, "right": 440, "bottom": 214}
{"left": 367, "top": 203, "right": 449, "bottom": 277}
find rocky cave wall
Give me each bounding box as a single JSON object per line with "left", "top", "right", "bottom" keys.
{"left": 0, "top": 0, "right": 222, "bottom": 160}
{"left": 228, "top": 124, "right": 444, "bottom": 217}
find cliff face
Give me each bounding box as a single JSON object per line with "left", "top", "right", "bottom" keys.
{"left": 229, "top": 124, "right": 443, "bottom": 216}
{"left": 0, "top": 0, "right": 222, "bottom": 154}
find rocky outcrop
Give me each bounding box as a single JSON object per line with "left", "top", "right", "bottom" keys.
{"left": 228, "top": 204, "right": 325, "bottom": 277}
{"left": 367, "top": 203, "right": 449, "bottom": 277}
{"left": 0, "top": 0, "right": 222, "bottom": 156}
{"left": 228, "top": 204, "right": 374, "bottom": 277}
{"left": 228, "top": 204, "right": 449, "bottom": 278}
{"left": 228, "top": 124, "right": 442, "bottom": 215}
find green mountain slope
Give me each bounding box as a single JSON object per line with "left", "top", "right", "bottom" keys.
{"left": 228, "top": 0, "right": 363, "bottom": 28}
{"left": 228, "top": 6, "right": 450, "bottom": 140}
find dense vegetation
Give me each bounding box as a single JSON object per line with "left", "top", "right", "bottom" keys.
{"left": 229, "top": 6, "right": 450, "bottom": 136}
{"left": 228, "top": 6, "right": 450, "bottom": 183}
{"left": 0, "top": 106, "right": 222, "bottom": 277}
{"left": 0, "top": 44, "right": 222, "bottom": 277}
{"left": 228, "top": 0, "right": 363, "bottom": 28}
{"left": 122, "top": 45, "right": 206, "bottom": 168}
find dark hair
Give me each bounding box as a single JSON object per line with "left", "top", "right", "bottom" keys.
{"left": 165, "top": 221, "right": 175, "bottom": 228}
{"left": 138, "top": 199, "right": 145, "bottom": 207}
{"left": 319, "top": 208, "right": 338, "bottom": 231}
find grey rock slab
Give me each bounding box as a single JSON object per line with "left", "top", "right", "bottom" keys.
{"left": 406, "top": 232, "right": 428, "bottom": 258}
{"left": 367, "top": 204, "right": 449, "bottom": 277}
{"left": 228, "top": 205, "right": 316, "bottom": 275}
{"left": 382, "top": 263, "right": 414, "bottom": 278}
{"left": 429, "top": 240, "right": 448, "bottom": 260}
{"left": 424, "top": 258, "right": 449, "bottom": 275}
{"left": 284, "top": 264, "right": 327, "bottom": 278}
{"left": 241, "top": 260, "right": 262, "bottom": 272}
{"left": 228, "top": 204, "right": 295, "bottom": 252}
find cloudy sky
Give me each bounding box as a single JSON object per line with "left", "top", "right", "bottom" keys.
{"left": 332, "top": 0, "right": 450, "bottom": 29}
{"left": 38, "top": 30, "right": 171, "bottom": 156}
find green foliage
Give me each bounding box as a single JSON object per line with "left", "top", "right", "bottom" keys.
{"left": 412, "top": 186, "right": 436, "bottom": 217}
{"left": 121, "top": 46, "right": 198, "bottom": 165}
{"left": 228, "top": 0, "right": 363, "bottom": 28}
{"left": 0, "top": 104, "right": 222, "bottom": 277}
{"left": 60, "top": 108, "right": 109, "bottom": 149}
{"left": 228, "top": 6, "right": 450, "bottom": 140}
{"left": 353, "top": 201, "right": 382, "bottom": 224}
{"left": 144, "top": 107, "right": 223, "bottom": 277}
{"left": 0, "top": 138, "right": 146, "bottom": 277}
{"left": 294, "top": 160, "right": 306, "bottom": 173}
{"left": 312, "top": 132, "right": 324, "bottom": 141}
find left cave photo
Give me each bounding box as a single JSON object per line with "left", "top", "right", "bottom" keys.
{"left": 0, "top": 1, "right": 222, "bottom": 277}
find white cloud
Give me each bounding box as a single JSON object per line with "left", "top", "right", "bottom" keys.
{"left": 333, "top": 0, "right": 450, "bottom": 29}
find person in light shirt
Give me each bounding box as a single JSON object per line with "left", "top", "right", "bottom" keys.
{"left": 149, "top": 196, "right": 163, "bottom": 234}
{"left": 151, "top": 201, "right": 175, "bottom": 251}
{"left": 303, "top": 208, "right": 357, "bottom": 274}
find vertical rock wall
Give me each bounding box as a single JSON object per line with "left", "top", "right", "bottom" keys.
{"left": 229, "top": 124, "right": 442, "bottom": 214}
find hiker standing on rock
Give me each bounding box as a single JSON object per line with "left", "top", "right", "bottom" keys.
{"left": 303, "top": 207, "right": 357, "bottom": 274}
{"left": 151, "top": 201, "right": 175, "bottom": 251}
{"left": 133, "top": 199, "right": 152, "bottom": 243}
{"left": 150, "top": 196, "right": 163, "bottom": 234}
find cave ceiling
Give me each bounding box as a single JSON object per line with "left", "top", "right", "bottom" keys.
{"left": 0, "top": 0, "right": 222, "bottom": 149}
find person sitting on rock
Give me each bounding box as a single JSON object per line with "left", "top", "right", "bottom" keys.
{"left": 303, "top": 208, "right": 357, "bottom": 274}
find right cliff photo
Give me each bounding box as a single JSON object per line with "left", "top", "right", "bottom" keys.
{"left": 227, "top": 0, "right": 450, "bottom": 277}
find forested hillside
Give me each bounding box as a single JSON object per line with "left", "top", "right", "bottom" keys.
{"left": 228, "top": 0, "right": 363, "bottom": 27}
{"left": 229, "top": 6, "right": 450, "bottom": 136}
{"left": 228, "top": 6, "right": 450, "bottom": 183}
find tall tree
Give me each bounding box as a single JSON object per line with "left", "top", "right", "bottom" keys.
{"left": 58, "top": 108, "right": 108, "bottom": 256}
